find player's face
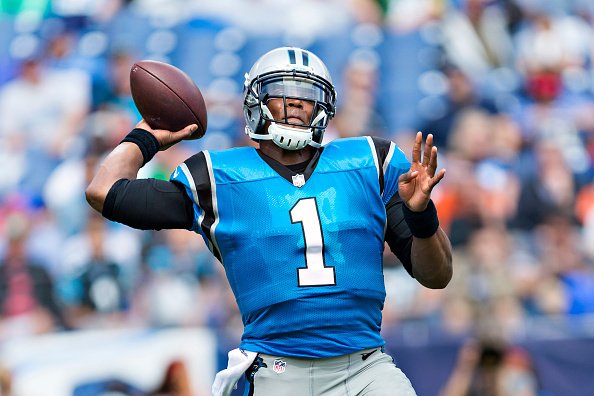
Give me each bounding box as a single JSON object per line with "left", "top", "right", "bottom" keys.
{"left": 266, "top": 97, "right": 315, "bottom": 130}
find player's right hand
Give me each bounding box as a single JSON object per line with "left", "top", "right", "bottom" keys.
{"left": 135, "top": 119, "right": 198, "bottom": 150}
{"left": 398, "top": 132, "right": 446, "bottom": 212}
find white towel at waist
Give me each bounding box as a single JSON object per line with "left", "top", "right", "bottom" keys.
{"left": 212, "top": 348, "right": 257, "bottom": 396}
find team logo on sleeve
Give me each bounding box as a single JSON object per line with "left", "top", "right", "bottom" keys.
{"left": 273, "top": 359, "right": 286, "bottom": 374}
{"left": 292, "top": 174, "right": 305, "bottom": 188}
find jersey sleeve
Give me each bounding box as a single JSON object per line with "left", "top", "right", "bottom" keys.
{"left": 169, "top": 151, "right": 223, "bottom": 262}
{"left": 169, "top": 151, "right": 209, "bottom": 232}
{"left": 369, "top": 136, "right": 411, "bottom": 204}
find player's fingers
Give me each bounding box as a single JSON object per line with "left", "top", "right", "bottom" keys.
{"left": 427, "top": 146, "right": 438, "bottom": 177}
{"left": 422, "top": 134, "right": 433, "bottom": 167}
{"left": 162, "top": 124, "right": 196, "bottom": 141}
{"left": 399, "top": 170, "right": 419, "bottom": 184}
{"left": 412, "top": 132, "right": 422, "bottom": 163}
{"left": 154, "top": 124, "right": 196, "bottom": 150}
{"left": 429, "top": 169, "right": 446, "bottom": 188}
{"left": 178, "top": 124, "right": 198, "bottom": 138}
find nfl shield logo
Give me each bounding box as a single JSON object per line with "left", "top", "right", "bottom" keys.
{"left": 292, "top": 174, "right": 305, "bottom": 188}
{"left": 273, "top": 359, "right": 286, "bottom": 374}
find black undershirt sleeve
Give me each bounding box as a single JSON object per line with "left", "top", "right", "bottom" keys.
{"left": 370, "top": 136, "right": 414, "bottom": 277}
{"left": 102, "top": 178, "right": 194, "bottom": 230}
{"left": 385, "top": 189, "right": 415, "bottom": 278}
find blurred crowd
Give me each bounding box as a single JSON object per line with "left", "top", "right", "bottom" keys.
{"left": 1, "top": 0, "right": 594, "bottom": 393}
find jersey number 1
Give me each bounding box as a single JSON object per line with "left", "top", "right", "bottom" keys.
{"left": 290, "top": 198, "right": 336, "bottom": 286}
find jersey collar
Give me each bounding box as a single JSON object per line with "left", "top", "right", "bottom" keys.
{"left": 256, "top": 147, "right": 324, "bottom": 186}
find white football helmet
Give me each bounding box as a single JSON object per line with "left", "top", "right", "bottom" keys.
{"left": 243, "top": 47, "right": 337, "bottom": 150}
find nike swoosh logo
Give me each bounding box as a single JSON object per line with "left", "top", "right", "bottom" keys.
{"left": 361, "top": 349, "right": 378, "bottom": 361}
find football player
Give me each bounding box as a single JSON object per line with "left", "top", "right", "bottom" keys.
{"left": 86, "top": 47, "right": 452, "bottom": 396}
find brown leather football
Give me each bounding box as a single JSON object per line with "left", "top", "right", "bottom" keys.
{"left": 130, "top": 60, "right": 207, "bottom": 139}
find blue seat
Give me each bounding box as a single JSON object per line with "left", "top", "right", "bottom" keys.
{"left": 0, "top": 16, "right": 18, "bottom": 83}
{"left": 103, "top": 8, "right": 153, "bottom": 56}
{"left": 238, "top": 35, "right": 284, "bottom": 73}
{"left": 377, "top": 31, "right": 434, "bottom": 133}
{"left": 308, "top": 33, "right": 356, "bottom": 98}
{"left": 172, "top": 18, "right": 228, "bottom": 89}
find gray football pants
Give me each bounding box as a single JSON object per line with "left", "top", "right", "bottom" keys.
{"left": 244, "top": 347, "right": 417, "bottom": 396}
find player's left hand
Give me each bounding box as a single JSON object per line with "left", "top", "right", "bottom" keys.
{"left": 398, "top": 132, "right": 446, "bottom": 212}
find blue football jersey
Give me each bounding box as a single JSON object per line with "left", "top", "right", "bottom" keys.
{"left": 170, "top": 136, "right": 410, "bottom": 358}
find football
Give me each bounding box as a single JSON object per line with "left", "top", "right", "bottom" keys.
{"left": 130, "top": 60, "right": 207, "bottom": 139}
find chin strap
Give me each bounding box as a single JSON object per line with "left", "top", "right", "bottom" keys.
{"left": 268, "top": 123, "right": 312, "bottom": 150}
{"left": 246, "top": 104, "right": 328, "bottom": 150}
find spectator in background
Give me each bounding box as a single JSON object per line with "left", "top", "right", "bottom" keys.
{"left": 440, "top": 340, "right": 538, "bottom": 396}
{"left": 42, "top": 138, "right": 109, "bottom": 235}
{"left": 42, "top": 19, "right": 89, "bottom": 72}
{"left": 437, "top": 108, "right": 520, "bottom": 244}
{"left": 0, "top": 49, "right": 90, "bottom": 200}
{"left": 513, "top": 5, "right": 594, "bottom": 185}
{"left": 131, "top": 233, "right": 204, "bottom": 328}
{"left": 514, "top": 6, "right": 593, "bottom": 78}
{"left": 417, "top": 64, "right": 499, "bottom": 149}
{"left": 156, "top": 228, "right": 217, "bottom": 282}
{"left": 532, "top": 214, "right": 594, "bottom": 316}
{"left": 92, "top": 50, "right": 139, "bottom": 117}
{"left": 53, "top": 204, "right": 141, "bottom": 331}
{"left": 578, "top": 184, "right": 594, "bottom": 263}
{"left": 0, "top": 48, "right": 91, "bottom": 158}
{"left": 73, "top": 359, "right": 193, "bottom": 396}
{"left": 514, "top": 140, "right": 576, "bottom": 230}
{"left": 65, "top": 213, "right": 129, "bottom": 329}
{"left": 0, "top": 363, "right": 11, "bottom": 396}
{"left": 0, "top": 212, "right": 69, "bottom": 339}
{"left": 85, "top": 49, "right": 140, "bottom": 164}
{"left": 386, "top": 0, "right": 445, "bottom": 33}
{"left": 447, "top": 225, "right": 527, "bottom": 339}
{"left": 439, "top": 0, "right": 514, "bottom": 82}
{"left": 330, "top": 52, "right": 387, "bottom": 140}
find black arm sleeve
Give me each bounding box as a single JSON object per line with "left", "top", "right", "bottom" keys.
{"left": 385, "top": 193, "right": 414, "bottom": 278}
{"left": 102, "top": 178, "right": 194, "bottom": 230}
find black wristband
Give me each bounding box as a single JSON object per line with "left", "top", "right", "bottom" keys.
{"left": 402, "top": 199, "right": 439, "bottom": 238}
{"left": 120, "top": 128, "right": 160, "bottom": 166}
